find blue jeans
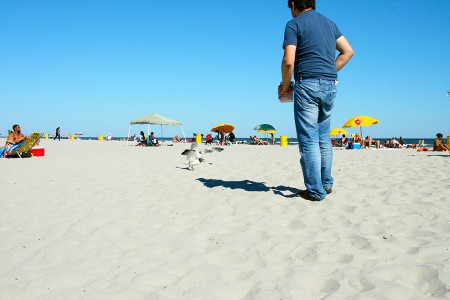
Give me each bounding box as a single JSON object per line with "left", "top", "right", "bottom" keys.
{"left": 294, "top": 78, "right": 337, "bottom": 200}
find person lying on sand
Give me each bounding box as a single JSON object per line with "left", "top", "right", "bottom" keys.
{"left": 172, "top": 135, "right": 182, "bottom": 143}
{"left": 389, "top": 137, "right": 403, "bottom": 148}
{"left": 363, "top": 136, "right": 380, "bottom": 149}
{"left": 433, "top": 133, "right": 450, "bottom": 152}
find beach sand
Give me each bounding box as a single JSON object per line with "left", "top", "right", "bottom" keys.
{"left": 1, "top": 139, "right": 449, "bottom": 299}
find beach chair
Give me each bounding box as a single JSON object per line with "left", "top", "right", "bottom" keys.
{"left": 250, "top": 136, "right": 265, "bottom": 145}
{"left": 5, "top": 132, "right": 43, "bottom": 158}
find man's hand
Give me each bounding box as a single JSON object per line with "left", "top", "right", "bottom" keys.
{"left": 278, "top": 83, "right": 293, "bottom": 99}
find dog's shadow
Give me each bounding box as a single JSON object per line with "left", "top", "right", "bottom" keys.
{"left": 196, "top": 178, "right": 298, "bottom": 197}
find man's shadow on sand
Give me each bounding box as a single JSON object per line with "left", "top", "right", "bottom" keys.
{"left": 196, "top": 178, "right": 298, "bottom": 198}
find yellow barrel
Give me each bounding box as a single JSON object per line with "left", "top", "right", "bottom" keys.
{"left": 70, "top": 134, "right": 74, "bottom": 140}
{"left": 195, "top": 134, "right": 202, "bottom": 144}
{"left": 447, "top": 136, "right": 450, "bottom": 147}
{"left": 99, "top": 135, "right": 104, "bottom": 141}
{"left": 45, "top": 134, "right": 48, "bottom": 139}
{"left": 280, "top": 136, "right": 288, "bottom": 147}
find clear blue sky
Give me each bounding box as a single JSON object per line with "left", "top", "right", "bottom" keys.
{"left": 1, "top": 0, "right": 449, "bottom": 139}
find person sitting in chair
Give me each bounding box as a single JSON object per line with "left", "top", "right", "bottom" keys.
{"left": 251, "top": 135, "right": 265, "bottom": 145}
{"left": 353, "top": 133, "right": 363, "bottom": 145}
{"left": 1, "top": 124, "right": 30, "bottom": 157}
{"left": 5, "top": 124, "right": 29, "bottom": 149}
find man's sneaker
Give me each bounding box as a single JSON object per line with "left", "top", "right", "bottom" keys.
{"left": 295, "top": 190, "right": 322, "bottom": 201}
{"left": 325, "top": 187, "right": 333, "bottom": 194}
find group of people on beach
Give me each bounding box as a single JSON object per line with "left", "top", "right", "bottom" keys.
{"left": 330, "top": 133, "right": 450, "bottom": 152}
{"left": 137, "top": 130, "right": 279, "bottom": 146}
{"left": 172, "top": 131, "right": 277, "bottom": 146}
{"left": 189, "top": 131, "right": 236, "bottom": 146}
{"left": 135, "top": 131, "right": 160, "bottom": 147}
{"left": 383, "top": 137, "right": 403, "bottom": 148}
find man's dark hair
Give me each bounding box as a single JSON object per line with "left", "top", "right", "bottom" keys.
{"left": 13, "top": 124, "right": 19, "bottom": 130}
{"left": 288, "top": 0, "right": 316, "bottom": 10}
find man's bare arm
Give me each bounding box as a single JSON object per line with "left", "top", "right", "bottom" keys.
{"left": 279, "top": 45, "right": 296, "bottom": 97}
{"left": 336, "top": 36, "right": 354, "bottom": 72}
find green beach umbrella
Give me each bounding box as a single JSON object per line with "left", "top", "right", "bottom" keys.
{"left": 254, "top": 124, "right": 276, "bottom": 134}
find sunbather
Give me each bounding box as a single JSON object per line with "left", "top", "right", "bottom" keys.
{"left": 250, "top": 136, "right": 265, "bottom": 145}
{"left": 389, "top": 137, "right": 402, "bottom": 148}
{"left": 5, "top": 124, "right": 29, "bottom": 150}
{"left": 433, "top": 133, "right": 450, "bottom": 152}
{"left": 353, "top": 133, "right": 363, "bottom": 145}
{"left": 172, "top": 135, "right": 182, "bottom": 143}
{"left": 363, "top": 136, "right": 380, "bottom": 148}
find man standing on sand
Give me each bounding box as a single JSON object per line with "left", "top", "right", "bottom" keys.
{"left": 278, "top": 0, "right": 354, "bottom": 201}
{"left": 54, "top": 127, "right": 61, "bottom": 141}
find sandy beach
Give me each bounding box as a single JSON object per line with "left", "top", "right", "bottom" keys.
{"left": 1, "top": 139, "right": 449, "bottom": 299}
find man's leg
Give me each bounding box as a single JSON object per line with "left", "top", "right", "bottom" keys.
{"left": 317, "top": 80, "right": 337, "bottom": 191}
{"left": 294, "top": 80, "right": 326, "bottom": 200}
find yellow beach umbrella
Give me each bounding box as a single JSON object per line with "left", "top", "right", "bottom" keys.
{"left": 329, "top": 128, "right": 348, "bottom": 136}
{"left": 342, "top": 115, "right": 379, "bottom": 136}
{"left": 211, "top": 123, "right": 235, "bottom": 133}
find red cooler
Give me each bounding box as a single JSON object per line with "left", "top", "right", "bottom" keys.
{"left": 30, "top": 148, "right": 45, "bottom": 157}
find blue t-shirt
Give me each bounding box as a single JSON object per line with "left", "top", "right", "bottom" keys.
{"left": 283, "top": 10, "right": 342, "bottom": 81}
